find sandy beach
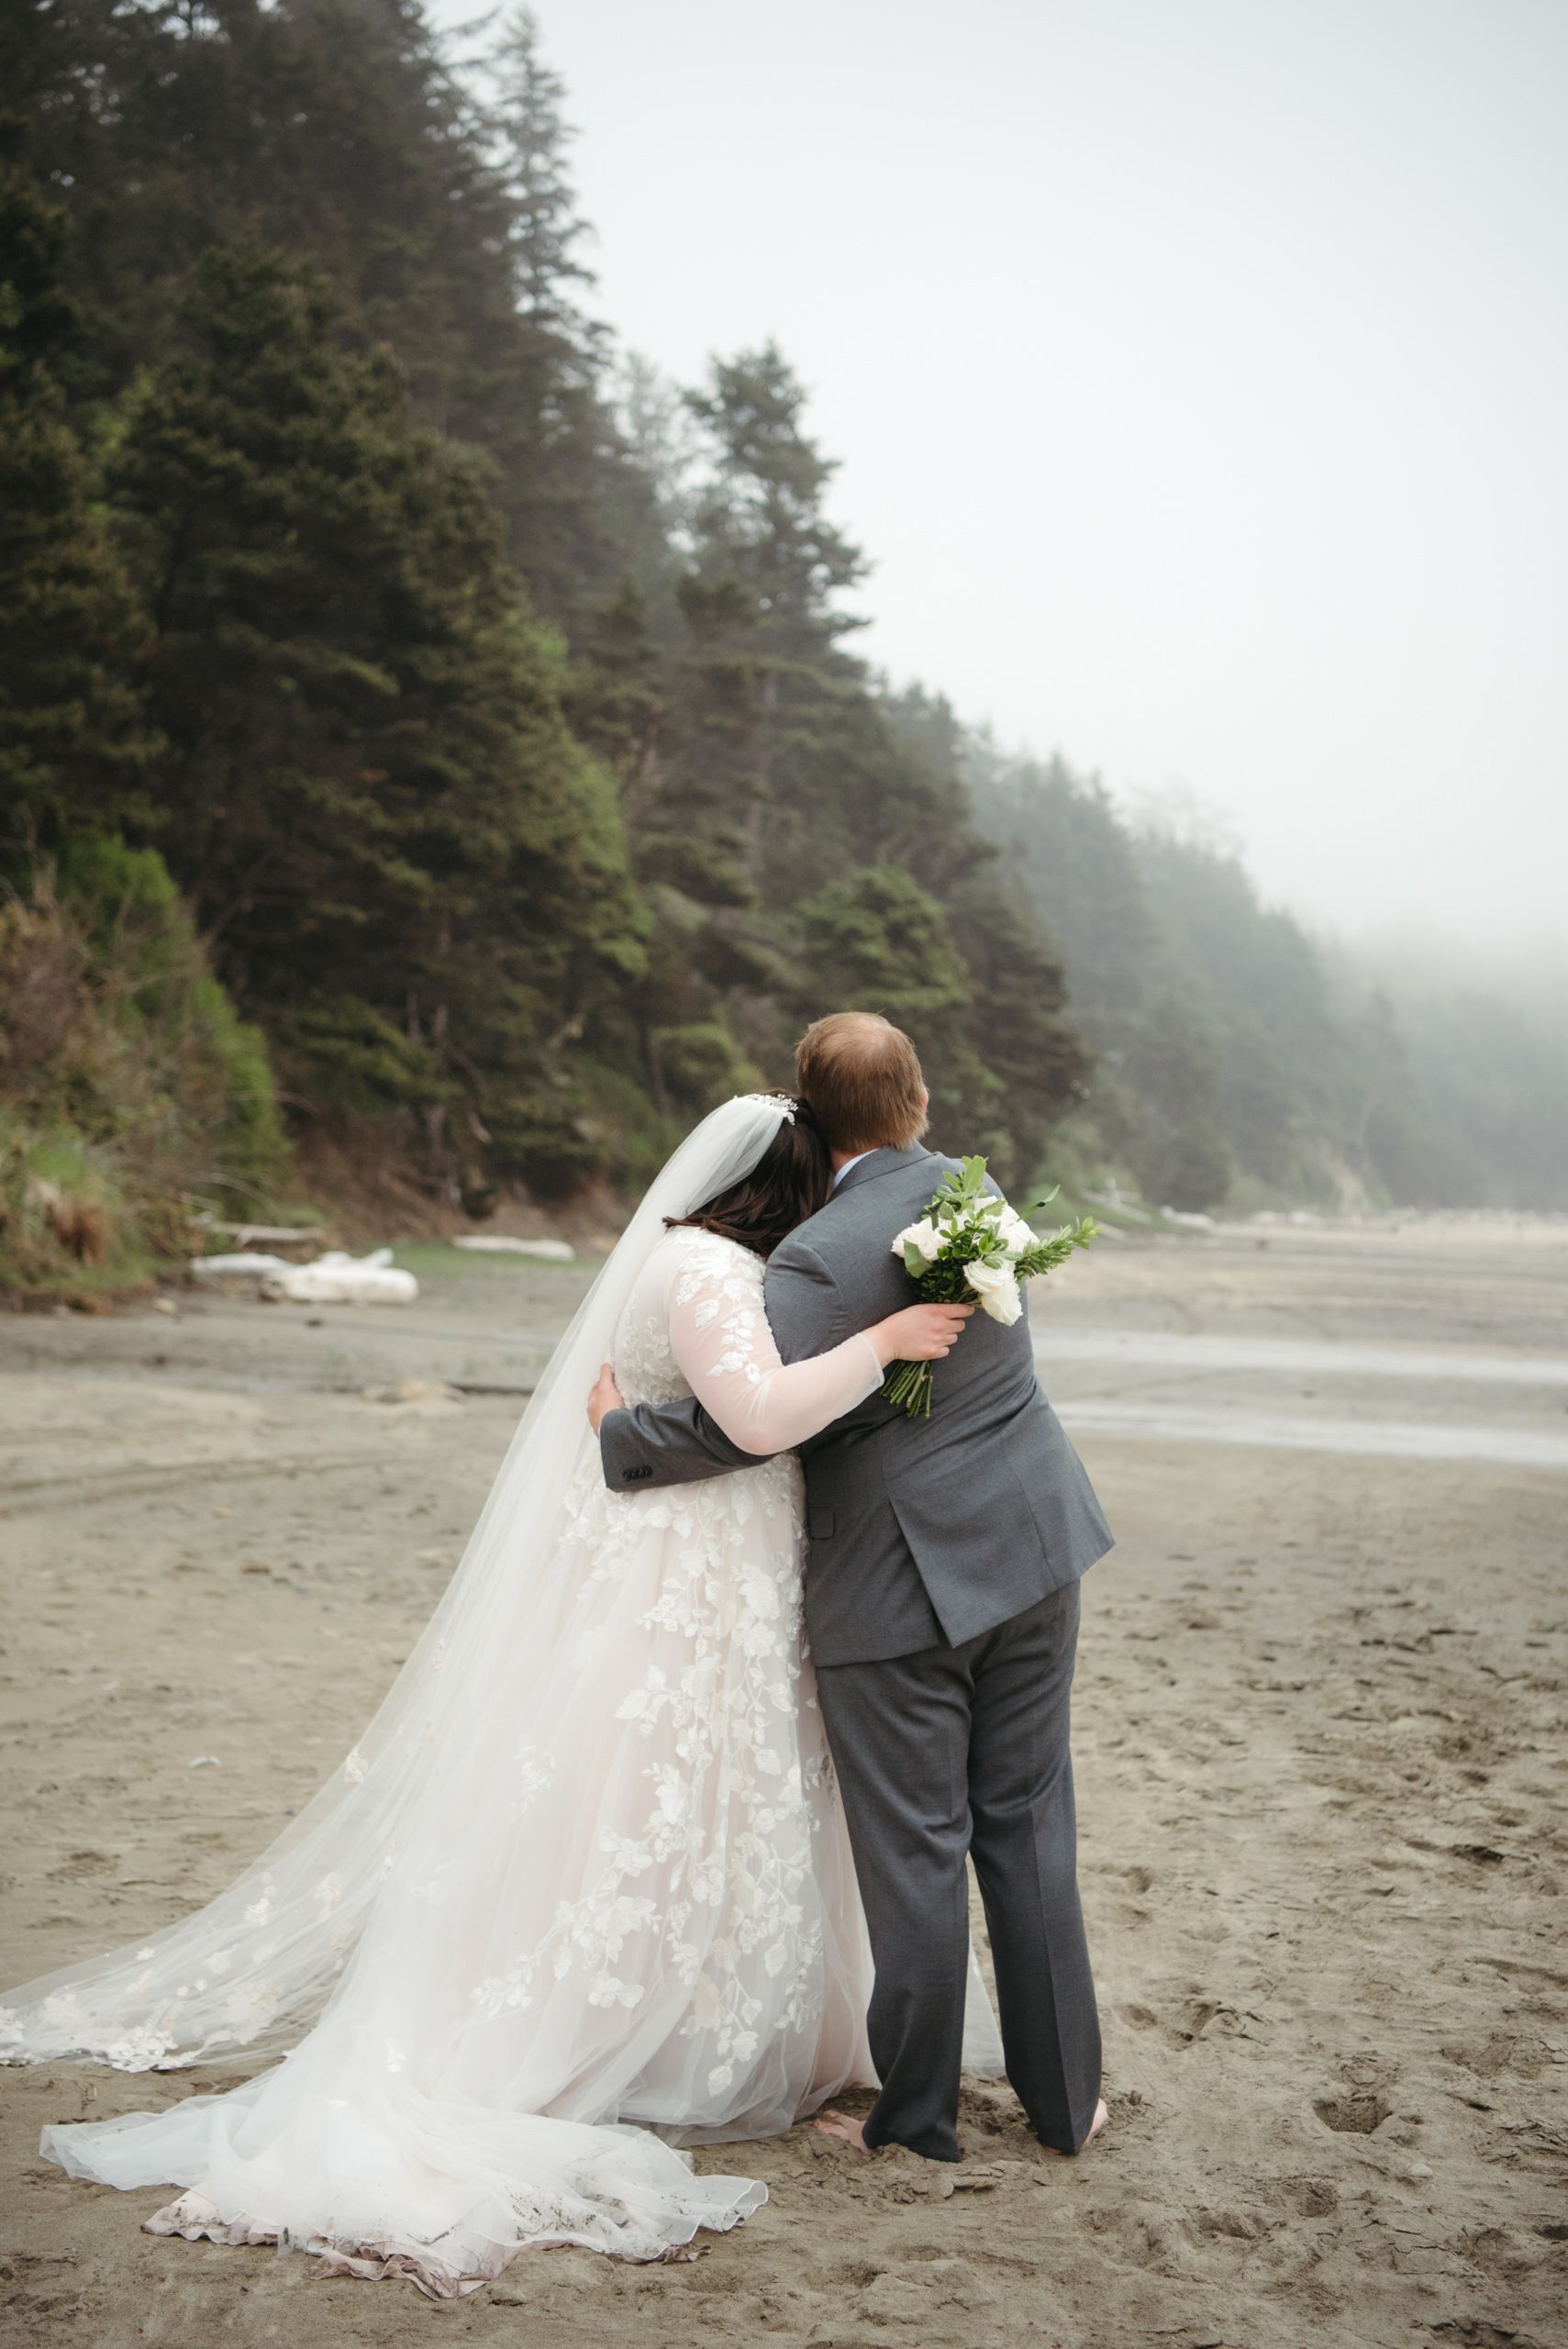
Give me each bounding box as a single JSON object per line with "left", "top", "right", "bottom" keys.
{"left": 2, "top": 1218, "right": 1564, "bottom": 2349}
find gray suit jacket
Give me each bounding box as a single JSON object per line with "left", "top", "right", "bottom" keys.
{"left": 598, "top": 1145, "right": 1114, "bottom": 1666}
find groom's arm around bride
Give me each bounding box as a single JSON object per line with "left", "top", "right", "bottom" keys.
{"left": 598, "top": 1012, "right": 1114, "bottom": 2165}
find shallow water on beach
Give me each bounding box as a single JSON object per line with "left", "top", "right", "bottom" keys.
{"left": 1037, "top": 1328, "right": 1568, "bottom": 1386}
{"left": 1035, "top": 1325, "right": 1568, "bottom": 1465}
{"left": 1055, "top": 1396, "right": 1568, "bottom": 1466}
{"left": 6, "top": 1223, "right": 1567, "bottom": 1483}
{"left": 1029, "top": 1238, "right": 1568, "bottom": 1467}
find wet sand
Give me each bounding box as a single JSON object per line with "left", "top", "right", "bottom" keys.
{"left": 2, "top": 1219, "right": 1565, "bottom": 2348}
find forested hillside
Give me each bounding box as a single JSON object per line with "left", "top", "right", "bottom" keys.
{"left": 962, "top": 742, "right": 1568, "bottom": 1212}
{"left": 3, "top": 0, "right": 1562, "bottom": 1292}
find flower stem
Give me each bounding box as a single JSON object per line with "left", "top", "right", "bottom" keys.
{"left": 879, "top": 1360, "right": 935, "bottom": 1417}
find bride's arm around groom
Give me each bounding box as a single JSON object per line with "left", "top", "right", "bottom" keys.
{"left": 598, "top": 1126, "right": 1113, "bottom": 1673}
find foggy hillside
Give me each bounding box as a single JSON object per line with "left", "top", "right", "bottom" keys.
{"left": 3, "top": 0, "right": 1562, "bottom": 1308}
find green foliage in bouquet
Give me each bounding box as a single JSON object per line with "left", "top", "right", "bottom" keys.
{"left": 883, "top": 1156, "right": 1097, "bottom": 1417}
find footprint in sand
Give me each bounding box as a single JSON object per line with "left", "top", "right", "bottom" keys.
{"left": 45, "top": 1851, "right": 114, "bottom": 1881}
{"left": 1272, "top": 2176, "right": 1340, "bottom": 2217}
{"left": 1312, "top": 2087, "right": 1393, "bottom": 2134}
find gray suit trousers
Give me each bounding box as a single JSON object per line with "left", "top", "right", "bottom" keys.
{"left": 815, "top": 1580, "right": 1100, "bottom": 2162}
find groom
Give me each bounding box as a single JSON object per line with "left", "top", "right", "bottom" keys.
{"left": 595, "top": 1011, "right": 1113, "bottom": 2162}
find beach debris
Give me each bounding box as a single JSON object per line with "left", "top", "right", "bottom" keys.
{"left": 451, "top": 1235, "right": 575, "bottom": 1261}
{"left": 190, "top": 1246, "right": 417, "bottom": 1301}
{"left": 359, "top": 1380, "right": 460, "bottom": 1408}
{"left": 261, "top": 1249, "right": 417, "bottom": 1305}
{"left": 188, "top": 1755, "right": 220, "bottom": 1768}
{"left": 190, "top": 1251, "right": 293, "bottom": 1284}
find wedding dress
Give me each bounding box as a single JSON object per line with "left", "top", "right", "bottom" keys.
{"left": 2, "top": 1097, "right": 1003, "bottom": 2296}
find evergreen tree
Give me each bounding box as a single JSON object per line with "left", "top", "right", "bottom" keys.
{"left": 562, "top": 575, "right": 662, "bottom": 781}
{"left": 18, "top": 0, "right": 1546, "bottom": 1219}
{"left": 946, "top": 886, "right": 1093, "bottom": 1190}
{"left": 472, "top": 1, "right": 637, "bottom": 615}
{"left": 963, "top": 743, "right": 1161, "bottom": 1020}
{"left": 107, "top": 239, "right": 645, "bottom": 1186}
{"left": 795, "top": 862, "right": 999, "bottom": 1156}
{"left": 1130, "top": 822, "right": 1346, "bottom": 1188}
{"left": 675, "top": 342, "right": 868, "bottom": 892}
{"left": 627, "top": 351, "right": 1092, "bottom": 1177}
{"left": 795, "top": 865, "right": 968, "bottom": 1030}
{"left": 639, "top": 350, "right": 899, "bottom": 1088}
{"left": 606, "top": 352, "right": 705, "bottom": 630}
{"left": 0, "top": 138, "right": 157, "bottom": 865}
{"left": 489, "top": 4, "right": 596, "bottom": 331}
{"left": 21, "top": 0, "right": 640, "bottom": 619}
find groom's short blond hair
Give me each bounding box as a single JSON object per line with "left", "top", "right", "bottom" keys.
{"left": 795, "top": 1013, "right": 929, "bottom": 1152}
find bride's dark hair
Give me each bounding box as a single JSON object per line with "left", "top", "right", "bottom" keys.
{"left": 665, "top": 1095, "right": 832, "bottom": 1258}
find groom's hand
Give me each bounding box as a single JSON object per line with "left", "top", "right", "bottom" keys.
{"left": 587, "top": 1362, "right": 626, "bottom": 1435}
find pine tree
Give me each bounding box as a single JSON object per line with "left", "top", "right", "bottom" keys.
{"left": 473, "top": 1, "right": 635, "bottom": 615}
{"left": 562, "top": 576, "right": 662, "bottom": 781}
{"left": 0, "top": 139, "right": 157, "bottom": 866}
{"left": 796, "top": 864, "right": 970, "bottom": 1030}
{"left": 676, "top": 342, "right": 868, "bottom": 891}
{"left": 946, "top": 889, "right": 1092, "bottom": 1190}
{"left": 22, "top": 0, "right": 641, "bottom": 620}
{"left": 488, "top": 5, "right": 596, "bottom": 331}
{"left": 107, "top": 239, "right": 645, "bottom": 1186}
{"left": 613, "top": 347, "right": 868, "bottom": 1107}
{"left": 630, "top": 350, "right": 1094, "bottom": 1177}
{"left": 877, "top": 697, "right": 1094, "bottom": 1185}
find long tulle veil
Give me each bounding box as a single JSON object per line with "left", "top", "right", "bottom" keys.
{"left": 0, "top": 1094, "right": 803, "bottom": 2074}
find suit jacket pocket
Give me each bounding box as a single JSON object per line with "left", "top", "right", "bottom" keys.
{"left": 807, "top": 1505, "right": 835, "bottom": 1542}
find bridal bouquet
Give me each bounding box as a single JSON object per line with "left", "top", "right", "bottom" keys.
{"left": 883, "top": 1156, "right": 1098, "bottom": 1418}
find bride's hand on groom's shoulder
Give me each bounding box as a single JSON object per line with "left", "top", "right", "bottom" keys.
{"left": 587, "top": 1362, "right": 626, "bottom": 1434}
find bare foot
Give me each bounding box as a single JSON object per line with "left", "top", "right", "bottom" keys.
{"left": 813, "top": 2109, "right": 873, "bottom": 2154}
{"left": 1043, "top": 2097, "right": 1108, "bottom": 2157}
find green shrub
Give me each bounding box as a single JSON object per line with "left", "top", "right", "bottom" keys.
{"left": 0, "top": 843, "right": 290, "bottom": 1299}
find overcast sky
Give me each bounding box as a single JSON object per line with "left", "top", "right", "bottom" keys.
{"left": 434, "top": 0, "right": 1566, "bottom": 954}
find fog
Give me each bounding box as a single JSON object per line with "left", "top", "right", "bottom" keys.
{"left": 433, "top": 0, "right": 1568, "bottom": 954}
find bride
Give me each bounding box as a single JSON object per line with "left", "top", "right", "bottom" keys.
{"left": 0, "top": 1092, "right": 993, "bottom": 2297}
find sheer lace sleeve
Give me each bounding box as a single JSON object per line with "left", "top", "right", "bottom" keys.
{"left": 663, "top": 1233, "right": 884, "bottom": 1454}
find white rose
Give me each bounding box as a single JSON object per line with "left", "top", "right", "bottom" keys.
{"left": 965, "top": 1258, "right": 1023, "bottom": 1325}
{"left": 995, "top": 1204, "right": 1034, "bottom": 1254}
{"left": 892, "top": 1217, "right": 942, "bottom": 1266}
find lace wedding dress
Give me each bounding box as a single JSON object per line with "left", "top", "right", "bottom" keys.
{"left": 1, "top": 1097, "right": 1002, "bottom": 2298}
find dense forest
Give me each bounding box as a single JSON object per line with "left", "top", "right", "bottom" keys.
{"left": 2, "top": 0, "right": 1563, "bottom": 1294}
